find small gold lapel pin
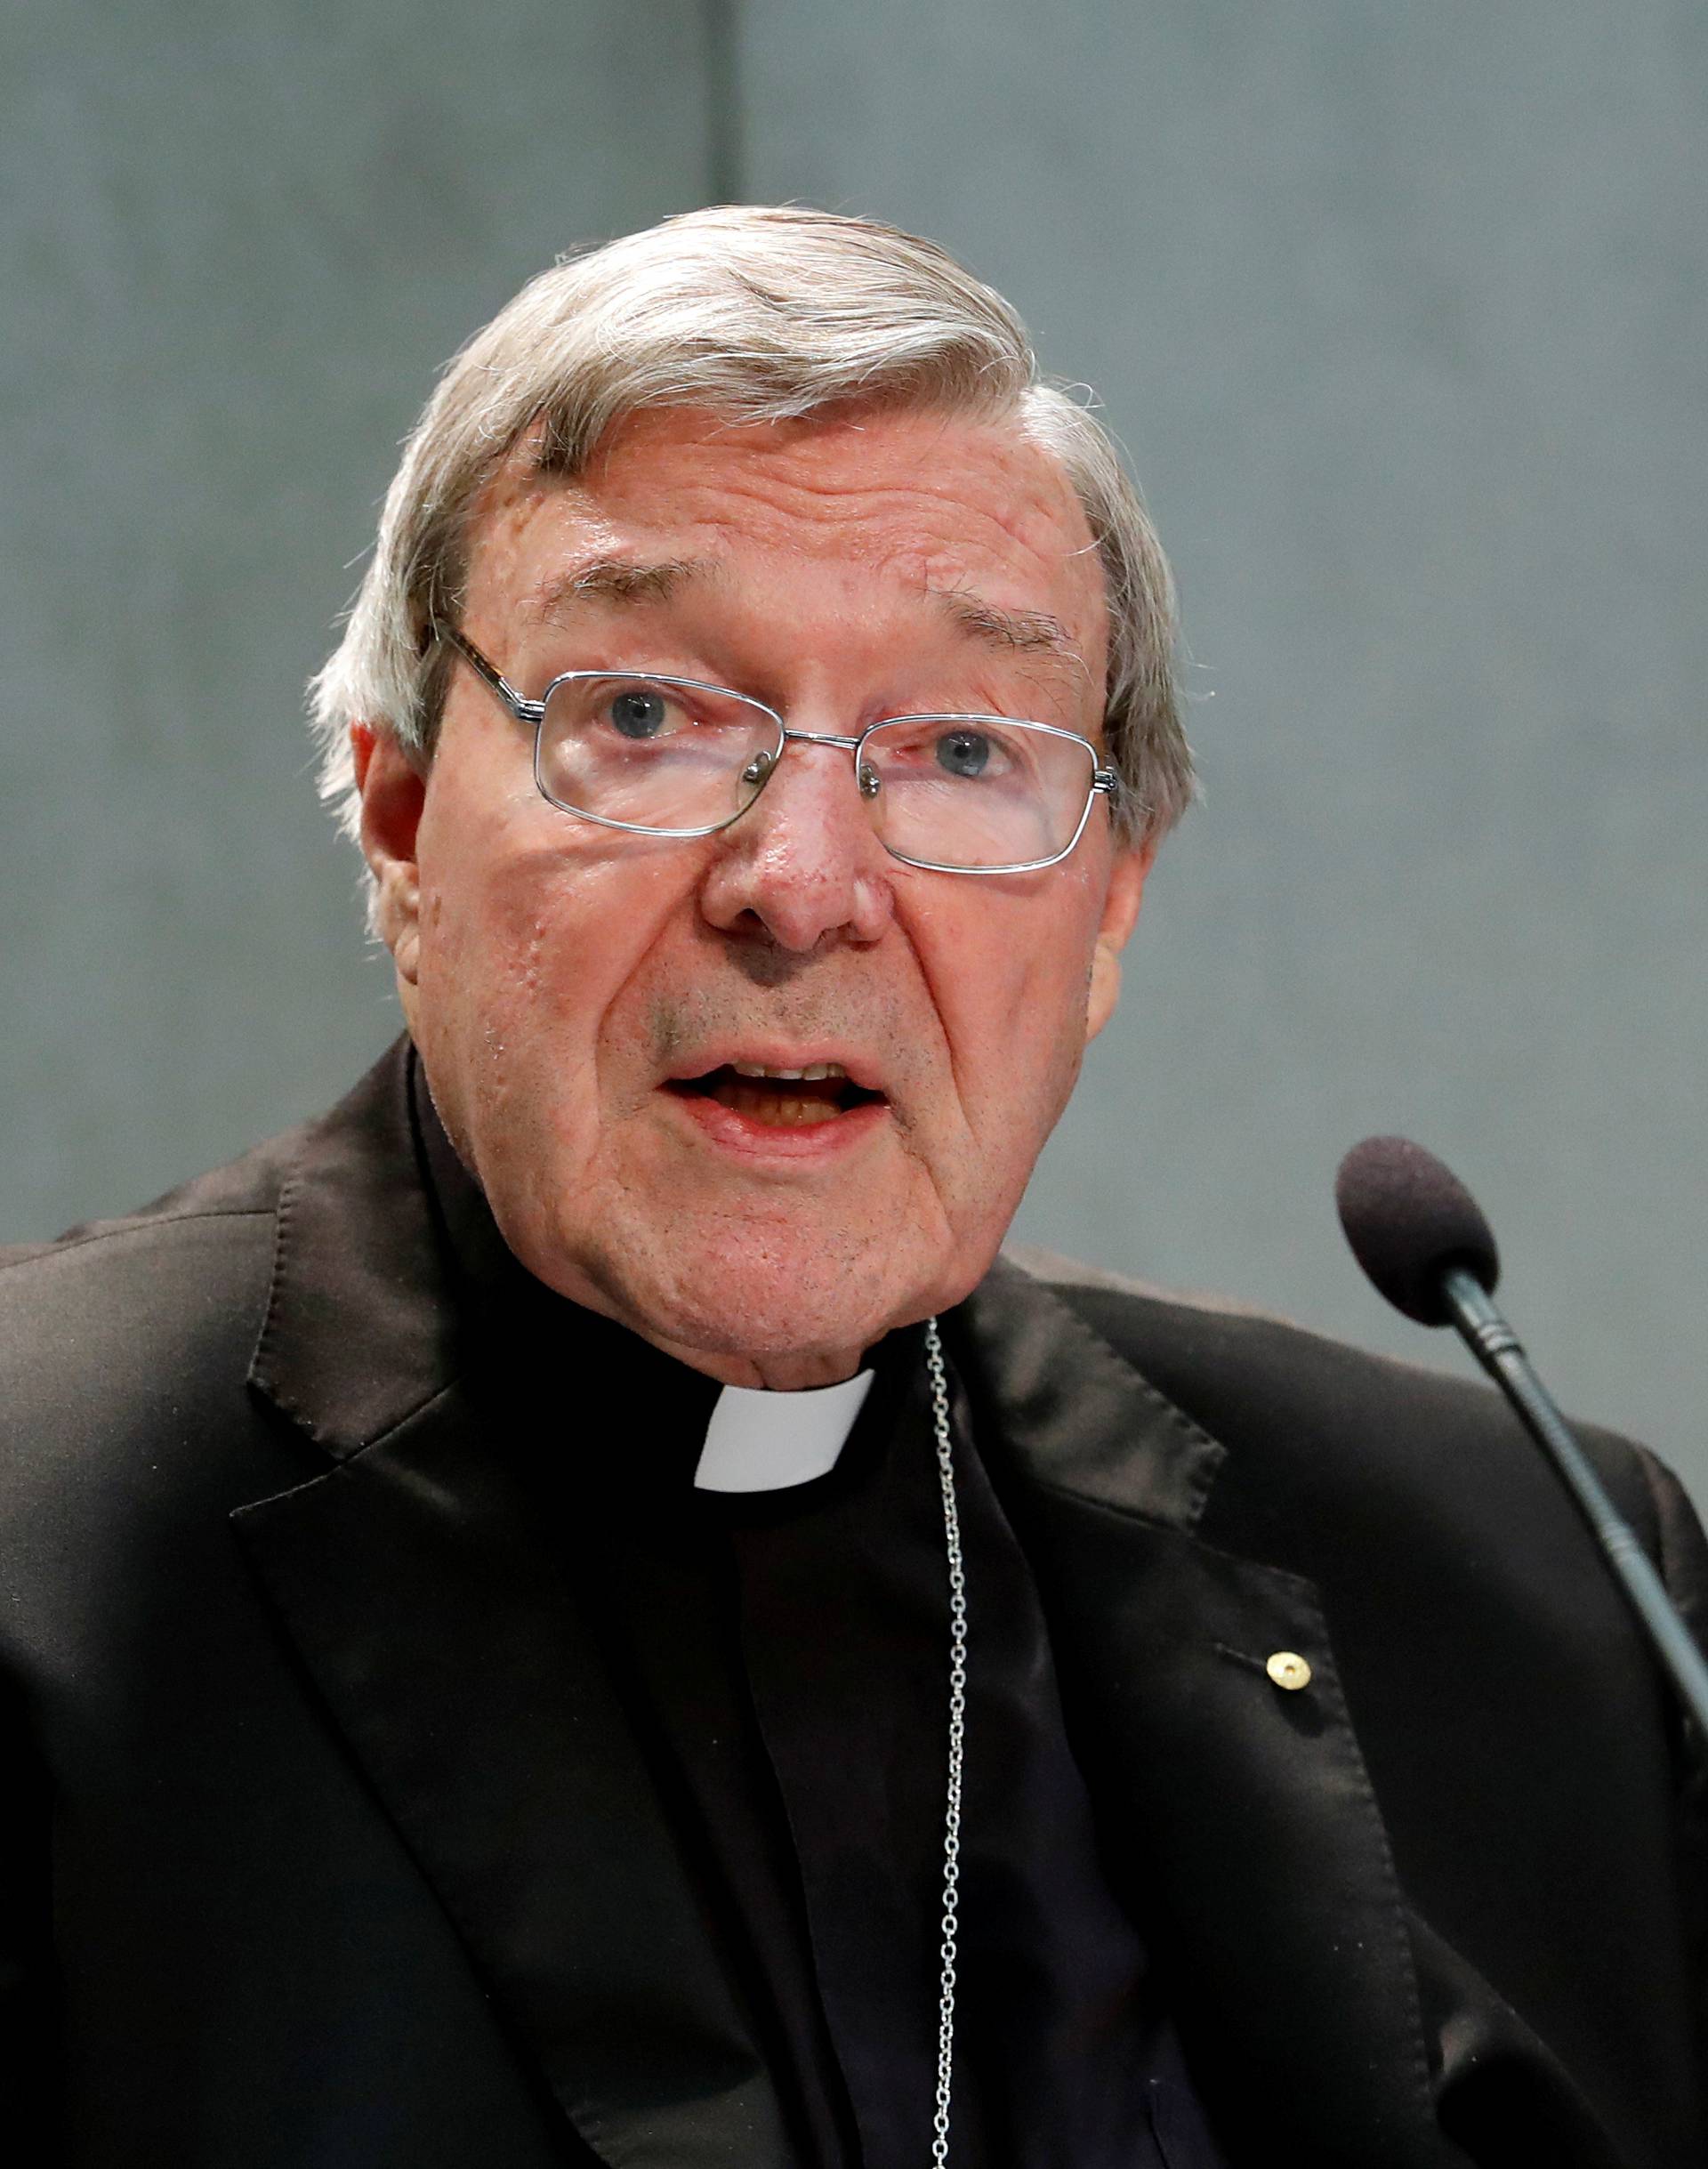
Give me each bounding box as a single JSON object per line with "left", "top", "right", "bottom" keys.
{"left": 1266, "top": 1650, "right": 1313, "bottom": 1692}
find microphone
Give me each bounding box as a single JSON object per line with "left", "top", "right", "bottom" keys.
{"left": 1335, "top": 1135, "right": 1708, "bottom": 1738}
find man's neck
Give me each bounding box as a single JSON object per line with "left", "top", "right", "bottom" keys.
{"left": 625, "top": 1332, "right": 875, "bottom": 1393}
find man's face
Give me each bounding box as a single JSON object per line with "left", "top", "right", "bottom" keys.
{"left": 357, "top": 405, "right": 1151, "bottom": 1386}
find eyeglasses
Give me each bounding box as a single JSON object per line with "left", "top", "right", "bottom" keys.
{"left": 433, "top": 625, "right": 1122, "bottom": 875}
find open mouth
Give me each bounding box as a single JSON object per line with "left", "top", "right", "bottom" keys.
{"left": 665, "top": 1060, "right": 886, "bottom": 1130}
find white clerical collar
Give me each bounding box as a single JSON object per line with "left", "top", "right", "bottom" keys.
{"left": 693, "top": 1368, "right": 876, "bottom": 1494}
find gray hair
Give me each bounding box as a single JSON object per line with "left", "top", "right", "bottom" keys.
{"left": 309, "top": 205, "right": 1193, "bottom": 850}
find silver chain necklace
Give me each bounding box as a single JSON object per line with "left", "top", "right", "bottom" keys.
{"left": 923, "top": 1318, "right": 966, "bottom": 2167}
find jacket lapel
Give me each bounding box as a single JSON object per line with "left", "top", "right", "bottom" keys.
{"left": 959, "top": 1261, "right": 1451, "bottom": 2168}
{"left": 232, "top": 1046, "right": 793, "bottom": 2167}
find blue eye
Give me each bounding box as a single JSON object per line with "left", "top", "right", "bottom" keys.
{"left": 608, "top": 689, "right": 670, "bottom": 739}
{"left": 935, "top": 728, "right": 994, "bottom": 778}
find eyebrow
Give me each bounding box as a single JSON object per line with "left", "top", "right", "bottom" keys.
{"left": 929, "top": 586, "right": 1077, "bottom": 662}
{"left": 525, "top": 556, "right": 720, "bottom": 622}
{"left": 523, "top": 556, "right": 1079, "bottom": 666}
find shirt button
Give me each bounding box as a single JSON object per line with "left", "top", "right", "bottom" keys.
{"left": 1266, "top": 1649, "right": 1312, "bottom": 1691}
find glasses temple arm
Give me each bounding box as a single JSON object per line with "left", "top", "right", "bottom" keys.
{"left": 430, "top": 622, "right": 539, "bottom": 718}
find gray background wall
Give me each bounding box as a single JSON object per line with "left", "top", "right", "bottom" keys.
{"left": 4, "top": 4, "right": 1704, "bottom": 1502}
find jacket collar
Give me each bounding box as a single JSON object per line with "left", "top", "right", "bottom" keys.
{"left": 248, "top": 1038, "right": 458, "bottom": 1455}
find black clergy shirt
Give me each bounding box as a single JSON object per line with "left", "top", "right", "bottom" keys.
{"left": 419, "top": 1082, "right": 1229, "bottom": 2168}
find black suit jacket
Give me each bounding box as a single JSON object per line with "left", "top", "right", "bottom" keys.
{"left": 2, "top": 1041, "right": 1704, "bottom": 2166}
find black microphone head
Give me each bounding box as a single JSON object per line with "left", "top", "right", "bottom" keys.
{"left": 1334, "top": 1135, "right": 1501, "bottom": 1326}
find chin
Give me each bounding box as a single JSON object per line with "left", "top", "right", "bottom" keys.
{"left": 584, "top": 1218, "right": 983, "bottom": 1371}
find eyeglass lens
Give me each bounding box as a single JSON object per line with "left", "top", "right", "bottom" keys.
{"left": 536, "top": 674, "right": 1096, "bottom": 869}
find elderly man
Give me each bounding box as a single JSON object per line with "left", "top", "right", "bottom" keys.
{"left": 1, "top": 208, "right": 1704, "bottom": 2168}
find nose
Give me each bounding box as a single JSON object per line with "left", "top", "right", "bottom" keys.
{"left": 697, "top": 733, "right": 897, "bottom": 952}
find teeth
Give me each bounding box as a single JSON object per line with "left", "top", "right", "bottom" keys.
{"left": 729, "top": 1060, "right": 847, "bottom": 1082}
{"left": 707, "top": 1079, "right": 847, "bottom": 1126}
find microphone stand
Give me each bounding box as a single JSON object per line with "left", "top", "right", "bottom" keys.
{"left": 1440, "top": 1264, "right": 1708, "bottom": 1738}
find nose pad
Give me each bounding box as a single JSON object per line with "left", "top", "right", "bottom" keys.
{"left": 734, "top": 734, "right": 881, "bottom": 846}
{"left": 700, "top": 731, "right": 896, "bottom": 948}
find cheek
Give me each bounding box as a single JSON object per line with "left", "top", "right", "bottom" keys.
{"left": 407, "top": 775, "right": 579, "bottom": 1136}
{"left": 413, "top": 799, "right": 695, "bottom": 1148}
{"left": 949, "top": 893, "right": 1101, "bottom": 1102}
{"left": 1009, "top": 960, "right": 1095, "bottom": 1141}
{"left": 909, "top": 885, "right": 1103, "bottom": 1233}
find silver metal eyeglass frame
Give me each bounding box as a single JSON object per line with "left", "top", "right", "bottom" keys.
{"left": 432, "top": 624, "right": 1122, "bottom": 875}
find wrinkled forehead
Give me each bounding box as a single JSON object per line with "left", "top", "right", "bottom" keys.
{"left": 460, "top": 404, "right": 1109, "bottom": 687}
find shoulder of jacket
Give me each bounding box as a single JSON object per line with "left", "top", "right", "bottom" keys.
{"left": 998, "top": 1239, "right": 1447, "bottom": 1395}
{"left": 0, "top": 1122, "right": 315, "bottom": 1452}
{"left": 995, "top": 1240, "right": 1658, "bottom": 1515}
{"left": 0, "top": 1118, "right": 303, "bottom": 1276}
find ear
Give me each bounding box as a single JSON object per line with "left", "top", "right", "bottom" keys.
{"left": 351, "top": 723, "right": 428, "bottom": 988}
{"left": 1085, "top": 843, "right": 1154, "bottom": 1044}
